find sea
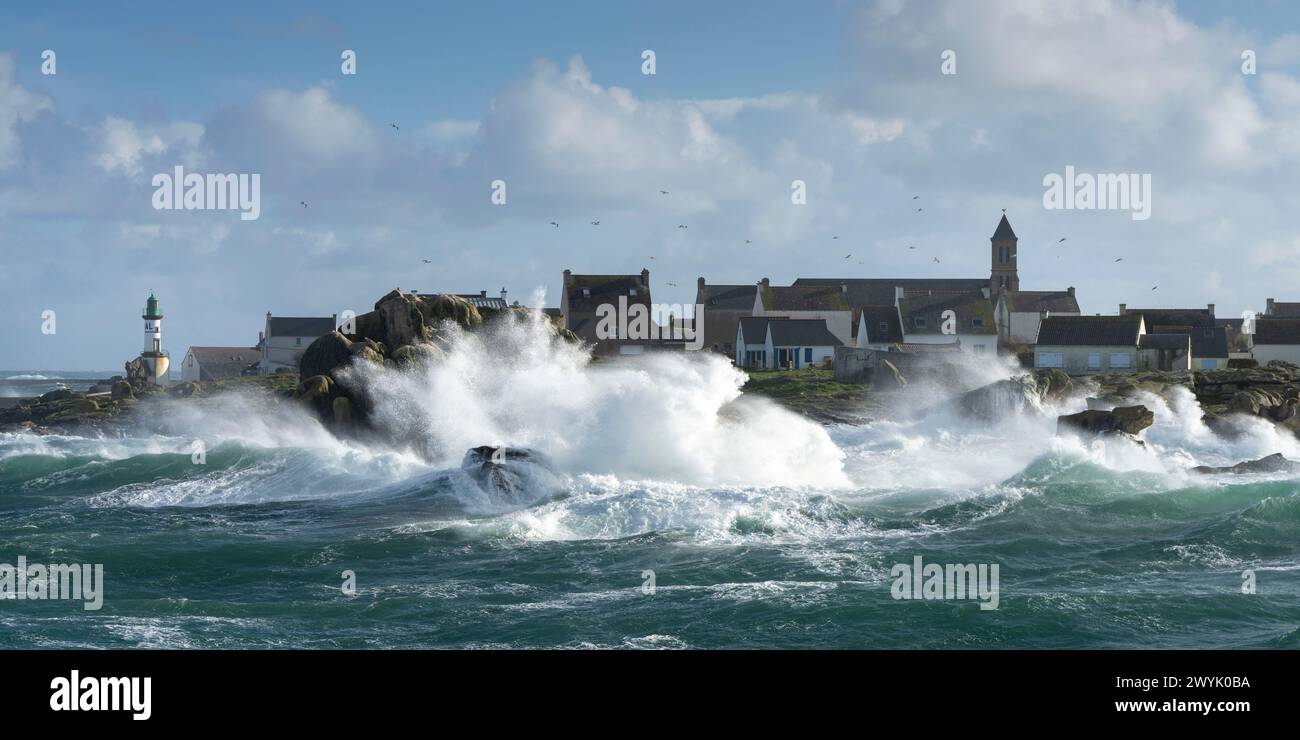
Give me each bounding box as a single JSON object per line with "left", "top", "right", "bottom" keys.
{"left": 1, "top": 324, "right": 1297, "bottom": 649}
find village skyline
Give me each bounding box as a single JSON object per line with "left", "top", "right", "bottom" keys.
{"left": 6, "top": 0, "right": 1300, "bottom": 371}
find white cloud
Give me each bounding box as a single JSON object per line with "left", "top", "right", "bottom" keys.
{"left": 93, "top": 117, "right": 204, "bottom": 175}
{"left": 0, "top": 53, "right": 53, "bottom": 171}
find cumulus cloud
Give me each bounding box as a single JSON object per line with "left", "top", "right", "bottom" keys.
{"left": 93, "top": 116, "right": 204, "bottom": 175}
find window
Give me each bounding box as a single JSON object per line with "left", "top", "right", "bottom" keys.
{"left": 879, "top": 321, "right": 888, "bottom": 334}
{"left": 972, "top": 344, "right": 985, "bottom": 353}
{"left": 628, "top": 288, "right": 636, "bottom": 296}
{"left": 1038, "top": 352, "right": 1064, "bottom": 368}
{"left": 582, "top": 288, "right": 591, "bottom": 297}
{"left": 1087, "top": 352, "right": 1101, "bottom": 369}
{"left": 804, "top": 348, "right": 812, "bottom": 362}
{"left": 1109, "top": 352, "right": 1132, "bottom": 368}
{"left": 971, "top": 318, "right": 983, "bottom": 328}
{"left": 1201, "top": 359, "right": 1216, "bottom": 369}
{"left": 914, "top": 317, "right": 928, "bottom": 329}
{"left": 296, "top": 337, "right": 302, "bottom": 346}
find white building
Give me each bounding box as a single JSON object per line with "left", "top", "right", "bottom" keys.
{"left": 259, "top": 313, "right": 337, "bottom": 374}
{"left": 1250, "top": 319, "right": 1300, "bottom": 365}
{"left": 764, "top": 319, "right": 842, "bottom": 369}
{"left": 752, "top": 278, "right": 853, "bottom": 346}
{"left": 994, "top": 288, "right": 1080, "bottom": 344}
{"left": 856, "top": 305, "right": 905, "bottom": 350}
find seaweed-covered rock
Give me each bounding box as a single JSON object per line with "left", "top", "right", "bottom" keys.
{"left": 392, "top": 343, "right": 445, "bottom": 367}
{"left": 1191, "top": 453, "right": 1300, "bottom": 475}
{"left": 110, "top": 380, "right": 134, "bottom": 401}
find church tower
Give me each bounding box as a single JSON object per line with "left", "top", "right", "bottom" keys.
{"left": 990, "top": 213, "right": 1019, "bottom": 301}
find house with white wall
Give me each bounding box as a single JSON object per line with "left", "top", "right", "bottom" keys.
{"left": 259, "top": 313, "right": 337, "bottom": 374}
{"left": 994, "top": 288, "right": 1080, "bottom": 344}
{"left": 763, "top": 319, "right": 843, "bottom": 370}
{"left": 752, "top": 278, "right": 853, "bottom": 346}
{"left": 856, "top": 305, "right": 904, "bottom": 349}
{"left": 1250, "top": 319, "right": 1300, "bottom": 365}
{"left": 1035, "top": 315, "right": 1146, "bottom": 375}
{"left": 735, "top": 317, "right": 771, "bottom": 369}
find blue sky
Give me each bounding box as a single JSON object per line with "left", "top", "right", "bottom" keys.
{"left": 3, "top": 0, "right": 1300, "bottom": 370}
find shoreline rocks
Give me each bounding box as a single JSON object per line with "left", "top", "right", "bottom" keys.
{"left": 1190, "top": 453, "right": 1300, "bottom": 475}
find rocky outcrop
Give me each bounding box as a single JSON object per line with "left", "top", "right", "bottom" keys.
{"left": 1190, "top": 453, "right": 1300, "bottom": 475}
{"left": 1058, "top": 404, "right": 1154, "bottom": 437}
{"left": 110, "top": 379, "right": 134, "bottom": 401}
{"left": 461, "top": 446, "right": 562, "bottom": 506}
{"left": 956, "top": 369, "right": 1073, "bottom": 422}
{"left": 293, "top": 289, "right": 580, "bottom": 435}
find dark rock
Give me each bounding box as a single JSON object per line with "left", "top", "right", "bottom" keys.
{"left": 110, "top": 380, "right": 134, "bottom": 401}
{"left": 392, "top": 343, "right": 445, "bottom": 367}
{"left": 39, "top": 388, "right": 81, "bottom": 402}
{"left": 460, "top": 446, "right": 561, "bottom": 506}
{"left": 1191, "top": 453, "right": 1300, "bottom": 475}
{"left": 1058, "top": 404, "right": 1153, "bottom": 436}
{"left": 299, "top": 331, "right": 354, "bottom": 379}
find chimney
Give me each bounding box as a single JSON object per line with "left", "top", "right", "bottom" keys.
{"left": 563, "top": 269, "right": 572, "bottom": 288}
{"left": 1068, "top": 286, "right": 1075, "bottom": 297}
{"left": 697, "top": 277, "right": 706, "bottom": 293}
{"left": 760, "top": 277, "right": 770, "bottom": 290}
{"left": 1267, "top": 298, "right": 1275, "bottom": 315}
{"left": 1119, "top": 303, "right": 1127, "bottom": 314}
{"left": 641, "top": 267, "right": 650, "bottom": 287}
{"left": 500, "top": 287, "right": 508, "bottom": 301}
{"left": 480, "top": 289, "right": 487, "bottom": 298}
{"left": 1207, "top": 303, "right": 1215, "bottom": 316}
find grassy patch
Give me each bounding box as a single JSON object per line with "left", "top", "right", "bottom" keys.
{"left": 740, "top": 368, "right": 876, "bottom": 422}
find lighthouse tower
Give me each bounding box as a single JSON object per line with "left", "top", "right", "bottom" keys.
{"left": 141, "top": 292, "right": 170, "bottom": 386}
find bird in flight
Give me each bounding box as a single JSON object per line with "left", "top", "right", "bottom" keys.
{"left": 390, "top": 123, "right": 399, "bottom": 131}
{"left": 590, "top": 220, "right": 601, "bottom": 226}
{"left": 843, "top": 254, "right": 852, "bottom": 259}
{"left": 677, "top": 224, "right": 688, "bottom": 229}
{"left": 908, "top": 245, "right": 916, "bottom": 250}
{"left": 1114, "top": 257, "right": 1123, "bottom": 262}
{"left": 832, "top": 235, "right": 839, "bottom": 240}
{"left": 549, "top": 221, "right": 559, "bottom": 228}
{"left": 1151, "top": 286, "right": 1159, "bottom": 291}
{"left": 421, "top": 259, "right": 432, "bottom": 264}
{"left": 659, "top": 190, "right": 669, "bottom": 195}
{"left": 666, "top": 282, "right": 677, "bottom": 287}
{"left": 933, "top": 257, "right": 941, "bottom": 263}
{"left": 745, "top": 239, "right": 752, "bottom": 244}
{"left": 912, "top": 195, "right": 920, "bottom": 200}
{"left": 916, "top": 208, "right": 923, "bottom": 212}
{"left": 1058, "top": 237, "right": 1066, "bottom": 243}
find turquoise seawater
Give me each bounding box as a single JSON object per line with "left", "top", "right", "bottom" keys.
{"left": 2, "top": 348, "right": 1298, "bottom": 649}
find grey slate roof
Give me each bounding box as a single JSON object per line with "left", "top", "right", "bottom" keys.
{"left": 793, "top": 278, "right": 989, "bottom": 309}
{"left": 1122, "top": 308, "right": 1215, "bottom": 330}
{"left": 268, "top": 316, "right": 335, "bottom": 337}
{"left": 1267, "top": 302, "right": 1300, "bottom": 317}
{"left": 767, "top": 319, "right": 844, "bottom": 347}
{"left": 698, "top": 284, "right": 757, "bottom": 310}
{"left": 566, "top": 274, "right": 650, "bottom": 313}
{"left": 737, "top": 317, "right": 770, "bottom": 346}
{"left": 1189, "top": 326, "right": 1229, "bottom": 358}
{"left": 1003, "top": 290, "right": 1080, "bottom": 314}
{"left": 456, "top": 294, "right": 509, "bottom": 309}
{"left": 759, "top": 283, "right": 850, "bottom": 311}
{"left": 1037, "top": 315, "right": 1143, "bottom": 346}
{"left": 1139, "top": 333, "right": 1190, "bottom": 351}
{"left": 897, "top": 291, "right": 996, "bottom": 336}
{"left": 186, "top": 347, "right": 261, "bottom": 380}
{"left": 992, "top": 214, "right": 1017, "bottom": 240}
{"left": 858, "top": 305, "right": 904, "bottom": 344}
{"left": 1253, "top": 319, "right": 1300, "bottom": 345}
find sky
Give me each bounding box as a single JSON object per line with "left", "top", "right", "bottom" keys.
{"left": 2, "top": 0, "right": 1300, "bottom": 371}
